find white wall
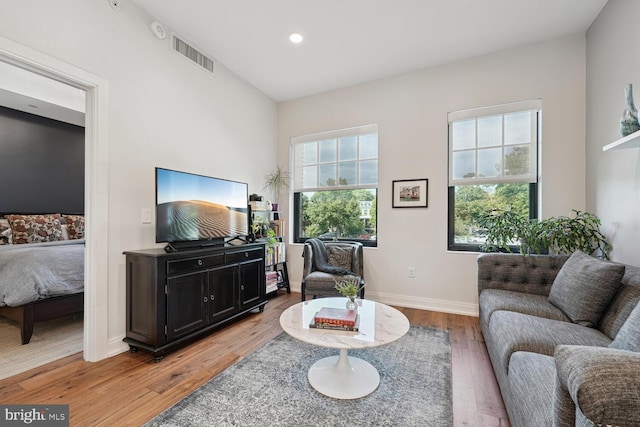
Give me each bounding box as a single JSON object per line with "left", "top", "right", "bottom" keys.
{"left": 1, "top": 0, "right": 277, "bottom": 356}
{"left": 586, "top": 0, "right": 640, "bottom": 266}
{"left": 279, "top": 35, "right": 587, "bottom": 315}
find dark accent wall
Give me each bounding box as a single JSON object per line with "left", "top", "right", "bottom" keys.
{"left": 0, "top": 106, "right": 84, "bottom": 214}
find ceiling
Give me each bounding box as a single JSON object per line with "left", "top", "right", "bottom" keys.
{"left": 132, "top": 0, "right": 608, "bottom": 102}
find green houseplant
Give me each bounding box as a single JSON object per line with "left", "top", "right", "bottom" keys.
{"left": 334, "top": 277, "right": 365, "bottom": 310}
{"left": 480, "top": 209, "right": 611, "bottom": 259}
{"left": 251, "top": 215, "right": 277, "bottom": 253}
{"left": 263, "top": 166, "right": 290, "bottom": 210}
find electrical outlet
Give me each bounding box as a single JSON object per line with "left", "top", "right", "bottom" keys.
{"left": 408, "top": 267, "right": 415, "bottom": 278}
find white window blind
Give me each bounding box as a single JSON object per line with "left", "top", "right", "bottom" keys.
{"left": 448, "top": 100, "right": 541, "bottom": 186}
{"left": 291, "top": 124, "right": 378, "bottom": 192}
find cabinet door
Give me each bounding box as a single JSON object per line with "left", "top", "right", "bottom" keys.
{"left": 239, "top": 258, "right": 264, "bottom": 309}
{"left": 166, "top": 271, "right": 208, "bottom": 341}
{"left": 208, "top": 264, "right": 239, "bottom": 323}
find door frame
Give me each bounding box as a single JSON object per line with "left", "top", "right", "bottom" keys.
{"left": 0, "top": 36, "right": 110, "bottom": 361}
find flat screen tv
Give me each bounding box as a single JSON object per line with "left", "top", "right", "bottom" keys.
{"left": 156, "top": 167, "right": 249, "bottom": 248}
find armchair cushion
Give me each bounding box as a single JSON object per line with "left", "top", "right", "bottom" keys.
{"left": 548, "top": 251, "right": 625, "bottom": 327}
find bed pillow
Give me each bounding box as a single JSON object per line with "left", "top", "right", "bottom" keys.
{"left": 6, "top": 214, "right": 64, "bottom": 244}
{"left": 62, "top": 214, "right": 85, "bottom": 240}
{"left": 548, "top": 251, "right": 625, "bottom": 328}
{"left": 0, "top": 218, "right": 10, "bottom": 245}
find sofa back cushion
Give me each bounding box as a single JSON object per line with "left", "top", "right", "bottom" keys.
{"left": 548, "top": 251, "right": 625, "bottom": 328}
{"left": 609, "top": 301, "right": 640, "bottom": 352}
{"left": 599, "top": 265, "right": 640, "bottom": 339}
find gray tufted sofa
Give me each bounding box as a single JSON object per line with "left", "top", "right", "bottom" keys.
{"left": 478, "top": 252, "right": 640, "bottom": 427}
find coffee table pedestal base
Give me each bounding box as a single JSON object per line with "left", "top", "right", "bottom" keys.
{"left": 308, "top": 348, "right": 380, "bottom": 399}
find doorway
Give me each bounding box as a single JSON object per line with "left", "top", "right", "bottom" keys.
{"left": 0, "top": 35, "right": 110, "bottom": 362}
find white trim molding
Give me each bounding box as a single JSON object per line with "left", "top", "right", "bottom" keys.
{"left": 0, "top": 36, "right": 110, "bottom": 362}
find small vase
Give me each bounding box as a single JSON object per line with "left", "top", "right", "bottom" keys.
{"left": 345, "top": 296, "right": 358, "bottom": 311}
{"left": 620, "top": 83, "right": 640, "bottom": 137}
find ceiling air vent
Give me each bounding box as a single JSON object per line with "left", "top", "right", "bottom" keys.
{"left": 171, "top": 34, "right": 215, "bottom": 75}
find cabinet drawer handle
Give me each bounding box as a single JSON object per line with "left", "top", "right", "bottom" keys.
{"left": 203, "top": 296, "right": 208, "bottom": 303}
{"left": 198, "top": 259, "right": 203, "bottom": 266}
{"left": 210, "top": 294, "right": 215, "bottom": 300}
{"left": 244, "top": 252, "right": 249, "bottom": 258}
{"left": 240, "top": 285, "right": 245, "bottom": 291}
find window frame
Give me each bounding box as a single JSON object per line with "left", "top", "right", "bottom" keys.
{"left": 291, "top": 125, "right": 378, "bottom": 247}
{"left": 447, "top": 101, "right": 541, "bottom": 253}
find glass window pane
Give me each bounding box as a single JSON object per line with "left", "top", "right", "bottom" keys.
{"left": 358, "top": 160, "right": 378, "bottom": 185}
{"left": 302, "top": 165, "right": 317, "bottom": 188}
{"left": 302, "top": 142, "right": 317, "bottom": 165}
{"left": 504, "top": 145, "right": 531, "bottom": 176}
{"left": 319, "top": 164, "right": 336, "bottom": 186}
{"left": 338, "top": 161, "right": 356, "bottom": 185}
{"left": 477, "top": 148, "right": 502, "bottom": 178}
{"left": 452, "top": 120, "right": 476, "bottom": 150}
{"left": 297, "top": 189, "right": 377, "bottom": 242}
{"left": 359, "top": 133, "right": 378, "bottom": 159}
{"left": 504, "top": 111, "right": 531, "bottom": 145}
{"left": 319, "top": 139, "right": 337, "bottom": 163}
{"left": 477, "top": 116, "right": 502, "bottom": 148}
{"left": 339, "top": 136, "right": 357, "bottom": 161}
{"left": 452, "top": 151, "right": 476, "bottom": 179}
{"left": 453, "top": 183, "right": 530, "bottom": 244}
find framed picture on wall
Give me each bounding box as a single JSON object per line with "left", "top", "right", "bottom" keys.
{"left": 392, "top": 179, "right": 428, "bottom": 208}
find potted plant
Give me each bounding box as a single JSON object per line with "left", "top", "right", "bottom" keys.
{"left": 334, "top": 277, "right": 365, "bottom": 310}
{"left": 480, "top": 209, "right": 611, "bottom": 259}
{"left": 263, "top": 166, "right": 290, "bottom": 211}
{"left": 251, "top": 215, "right": 277, "bottom": 253}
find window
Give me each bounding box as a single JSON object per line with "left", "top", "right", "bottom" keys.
{"left": 292, "top": 125, "right": 378, "bottom": 247}
{"left": 447, "top": 100, "right": 541, "bottom": 252}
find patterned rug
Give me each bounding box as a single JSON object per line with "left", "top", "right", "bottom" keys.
{"left": 146, "top": 325, "right": 452, "bottom": 427}
{"left": 0, "top": 314, "right": 83, "bottom": 380}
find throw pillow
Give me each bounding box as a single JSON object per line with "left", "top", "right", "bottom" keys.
{"left": 6, "top": 214, "right": 64, "bottom": 244}
{"left": 62, "top": 214, "right": 85, "bottom": 240}
{"left": 327, "top": 246, "right": 353, "bottom": 272}
{"left": 609, "top": 302, "right": 640, "bottom": 352}
{"left": 548, "top": 251, "right": 625, "bottom": 328}
{"left": 0, "top": 218, "right": 10, "bottom": 245}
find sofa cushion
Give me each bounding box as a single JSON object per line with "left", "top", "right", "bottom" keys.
{"left": 548, "top": 251, "right": 625, "bottom": 328}
{"left": 487, "top": 311, "right": 611, "bottom": 379}
{"left": 479, "top": 289, "right": 569, "bottom": 332}
{"left": 609, "top": 302, "right": 640, "bottom": 352}
{"left": 507, "top": 351, "right": 556, "bottom": 427}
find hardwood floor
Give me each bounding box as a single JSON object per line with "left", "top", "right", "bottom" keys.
{"left": 0, "top": 292, "right": 510, "bottom": 426}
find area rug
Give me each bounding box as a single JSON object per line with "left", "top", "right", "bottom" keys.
{"left": 0, "top": 314, "right": 83, "bottom": 380}
{"left": 146, "top": 325, "right": 452, "bottom": 427}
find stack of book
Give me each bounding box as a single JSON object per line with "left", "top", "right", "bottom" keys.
{"left": 266, "top": 271, "right": 279, "bottom": 293}
{"left": 310, "top": 307, "right": 359, "bottom": 331}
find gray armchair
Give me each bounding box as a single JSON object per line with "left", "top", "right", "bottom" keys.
{"left": 301, "top": 239, "right": 365, "bottom": 301}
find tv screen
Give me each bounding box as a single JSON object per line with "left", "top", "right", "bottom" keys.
{"left": 155, "top": 167, "right": 249, "bottom": 244}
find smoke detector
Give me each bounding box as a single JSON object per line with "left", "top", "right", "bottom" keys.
{"left": 108, "top": 0, "right": 121, "bottom": 11}
{"left": 150, "top": 21, "right": 167, "bottom": 40}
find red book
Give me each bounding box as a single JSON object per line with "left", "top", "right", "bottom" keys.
{"left": 313, "top": 307, "right": 358, "bottom": 327}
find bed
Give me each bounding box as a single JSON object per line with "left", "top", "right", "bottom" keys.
{"left": 0, "top": 214, "right": 85, "bottom": 344}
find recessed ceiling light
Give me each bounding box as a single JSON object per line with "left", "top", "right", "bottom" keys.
{"left": 289, "top": 33, "right": 304, "bottom": 44}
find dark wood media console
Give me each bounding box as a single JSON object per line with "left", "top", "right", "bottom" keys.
{"left": 123, "top": 242, "right": 267, "bottom": 361}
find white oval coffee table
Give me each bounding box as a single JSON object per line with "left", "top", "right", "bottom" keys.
{"left": 279, "top": 297, "right": 410, "bottom": 399}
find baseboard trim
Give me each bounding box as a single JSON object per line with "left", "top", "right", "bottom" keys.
{"left": 107, "top": 336, "right": 129, "bottom": 358}
{"left": 368, "top": 291, "right": 478, "bottom": 317}
{"left": 289, "top": 283, "right": 478, "bottom": 317}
